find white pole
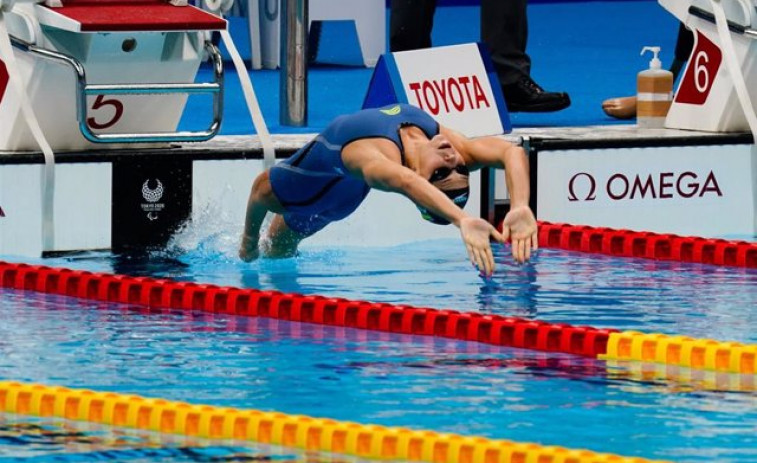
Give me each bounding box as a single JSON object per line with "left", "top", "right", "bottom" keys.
{"left": 0, "top": 7, "right": 56, "bottom": 253}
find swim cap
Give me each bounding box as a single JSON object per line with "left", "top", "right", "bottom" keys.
{"left": 417, "top": 187, "right": 470, "bottom": 225}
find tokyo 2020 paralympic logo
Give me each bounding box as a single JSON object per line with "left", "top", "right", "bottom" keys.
{"left": 141, "top": 179, "right": 165, "bottom": 221}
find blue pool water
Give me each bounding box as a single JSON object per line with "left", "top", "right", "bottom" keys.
{"left": 18, "top": 238, "right": 757, "bottom": 343}
{"left": 1, "top": 241, "right": 756, "bottom": 462}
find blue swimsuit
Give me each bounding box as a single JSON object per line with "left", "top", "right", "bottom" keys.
{"left": 269, "top": 104, "right": 439, "bottom": 235}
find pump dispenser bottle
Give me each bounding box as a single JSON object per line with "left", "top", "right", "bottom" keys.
{"left": 637, "top": 46, "right": 674, "bottom": 128}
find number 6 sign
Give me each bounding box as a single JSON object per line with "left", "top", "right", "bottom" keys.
{"left": 674, "top": 31, "right": 723, "bottom": 105}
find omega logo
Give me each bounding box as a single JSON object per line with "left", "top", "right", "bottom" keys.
{"left": 568, "top": 172, "right": 596, "bottom": 201}
{"left": 568, "top": 170, "right": 723, "bottom": 202}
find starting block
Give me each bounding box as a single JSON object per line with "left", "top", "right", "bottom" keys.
{"left": 661, "top": 0, "right": 757, "bottom": 133}
{"left": 0, "top": 0, "right": 227, "bottom": 151}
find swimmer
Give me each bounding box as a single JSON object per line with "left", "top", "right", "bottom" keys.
{"left": 239, "top": 104, "right": 537, "bottom": 276}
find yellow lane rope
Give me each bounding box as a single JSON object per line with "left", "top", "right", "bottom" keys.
{"left": 0, "top": 381, "right": 670, "bottom": 463}
{"left": 601, "top": 331, "right": 756, "bottom": 375}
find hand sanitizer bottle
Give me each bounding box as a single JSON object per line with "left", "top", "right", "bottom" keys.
{"left": 637, "top": 46, "right": 674, "bottom": 128}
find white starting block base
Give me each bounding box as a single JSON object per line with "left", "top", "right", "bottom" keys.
{"left": 660, "top": 0, "right": 757, "bottom": 133}
{"left": 0, "top": 125, "right": 754, "bottom": 258}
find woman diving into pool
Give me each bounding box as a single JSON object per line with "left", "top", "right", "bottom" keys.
{"left": 239, "top": 104, "right": 537, "bottom": 276}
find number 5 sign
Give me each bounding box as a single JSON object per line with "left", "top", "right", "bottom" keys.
{"left": 674, "top": 31, "right": 723, "bottom": 105}
{"left": 87, "top": 95, "right": 125, "bottom": 130}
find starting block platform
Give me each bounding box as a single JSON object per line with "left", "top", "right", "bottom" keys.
{"left": 0, "top": 0, "right": 230, "bottom": 151}
{"left": 35, "top": 2, "right": 226, "bottom": 32}
{"left": 0, "top": 125, "right": 754, "bottom": 257}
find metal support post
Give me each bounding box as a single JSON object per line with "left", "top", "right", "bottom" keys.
{"left": 280, "top": 0, "right": 307, "bottom": 126}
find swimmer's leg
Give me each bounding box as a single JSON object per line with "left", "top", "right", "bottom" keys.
{"left": 262, "top": 214, "right": 307, "bottom": 258}
{"left": 240, "top": 169, "right": 285, "bottom": 262}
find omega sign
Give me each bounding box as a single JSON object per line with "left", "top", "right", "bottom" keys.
{"left": 568, "top": 170, "right": 722, "bottom": 202}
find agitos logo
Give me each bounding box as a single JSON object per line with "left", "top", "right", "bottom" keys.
{"left": 568, "top": 170, "right": 723, "bottom": 202}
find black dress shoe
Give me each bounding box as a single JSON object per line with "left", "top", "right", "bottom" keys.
{"left": 502, "top": 76, "right": 571, "bottom": 113}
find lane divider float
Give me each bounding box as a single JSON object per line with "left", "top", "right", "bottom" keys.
{"left": 0, "top": 261, "right": 616, "bottom": 358}
{"left": 0, "top": 380, "right": 671, "bottom": 463}
{"left": 535, "top": 222, "right": 757, "bottom": 268}
{"left": 602, "top": 332, "right": 755, "bottom": 375}
{"left": 0, "top": 261, "right": 754, "bottom": 376}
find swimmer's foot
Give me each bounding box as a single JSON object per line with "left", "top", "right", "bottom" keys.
{"left": 602, "top": 95, "right": 637, "bottom": 120}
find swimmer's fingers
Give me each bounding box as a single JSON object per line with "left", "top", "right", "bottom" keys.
{"left": 465, "top": 243, "right": 478, "bottom": 270}
{"left": 489, "top": 226, "right": 506, "bottom": 244}
{"left": 475, "top": 246, "right": 491, "bottom": 276}
{"left": 467, "top": 243, "right": 493, "bottom": 277}
{"left": 518, "top": 230, "right": 538, "bottom": 263}
{"left": 524, "top": 236, "right": 532, "bottom": 262}
{"left": 499, "top": 224, "right": 511, "bottom": 244}
{"left": 484, "top": 244, "right": 495, "bottom": 276}
{"left": 474, "top": 245, "right": 492, "bottom": 277}
{"left": 511, "top": 237, "right": 525, "bottom": 264}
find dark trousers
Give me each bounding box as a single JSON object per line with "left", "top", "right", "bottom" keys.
{"left": 389, "top": 0, "right": 530, "bottom": 87}
{"left": 675, "top": 23, "right": 694, "bottom": 62}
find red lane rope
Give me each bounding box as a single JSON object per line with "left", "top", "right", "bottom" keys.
{"left": 535, "top": 221, "right": 757, "bottom": 268}
{"left": 0, "top": 261, "right": 616, "bottom": 358}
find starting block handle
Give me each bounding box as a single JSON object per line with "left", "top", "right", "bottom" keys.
{"left": 688, "top": 2, "right": 757, "bottom": 39}
{"left": 10, "top": 36, "right": 224, "bottom": 144}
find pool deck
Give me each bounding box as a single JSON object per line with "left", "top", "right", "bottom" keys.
{"left": 2, "top": 124, "right": 751, "bottom": 161}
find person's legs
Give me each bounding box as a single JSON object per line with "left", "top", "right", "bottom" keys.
{"left": 480, "top": 0, "right": 530, "bottom": 85}
{"left": 671, "top": 23, "right": 694, "bottom": 77}
{"left": 389, "top": 0, "right": 436, "bottom": 52}
{"left": 261, "top": 214, "right": 307, "bottom": 258}
{"left": 240, "top": 169, "right": 285, "bottom": 262}
{"left": 480, "top": 0, "right": 570, "bottom": 112}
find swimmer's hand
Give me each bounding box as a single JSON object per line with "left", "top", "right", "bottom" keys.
{"left": 239, "top": 233, "right": 260, "bottom": 262}
{"left": 460, "top": 217, "right": 505, "bottom": 277}
{"left": 500, "top": 205, "right": 538, "bottom": 264}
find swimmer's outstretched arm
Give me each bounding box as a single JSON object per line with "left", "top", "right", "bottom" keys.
{"left": 343, "top": 141, "right": 505, "bottom": 276}
{"left": 239, "top": 170, "right": 285, "bottom": 262}
{"left": 441, "top": 127, "right": 538, "bottom": 263}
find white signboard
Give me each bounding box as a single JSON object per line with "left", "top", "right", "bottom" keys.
{"left": 537, "top": 144, "right": 756, "bottom": 238}
{"left": 0, "top": 163, "right": 111, "bottom": 257}
{"left": 0, "top": 165, "right": 43, "bottom": 256}
{"left": 55, "top": 163, "right": 112, "bottom": 252}
{"left": 392, "top": 44, "right": 505, "bottom": 138}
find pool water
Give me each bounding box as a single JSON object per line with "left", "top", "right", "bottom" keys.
{"left": 1, "top": 240, "right": 756, "bottom": 462}
{"left": 21, "top": 237, "right": 757, "bottom": 343}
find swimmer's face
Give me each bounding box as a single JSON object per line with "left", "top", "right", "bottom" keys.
{"left": 421, "top": 134, "right": 469, "bottom": 190}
